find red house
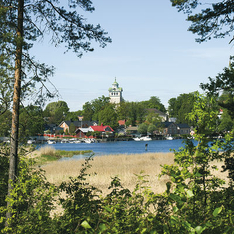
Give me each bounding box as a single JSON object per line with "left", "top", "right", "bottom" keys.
{"left": 90, "top": 123, "right": 114, "bottom": 133}
{"left": 75, "top": 123, "right": 114, "bottom": 138}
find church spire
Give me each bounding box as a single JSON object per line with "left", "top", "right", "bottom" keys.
{"left": 108, "top": 78, "right": 123, "bottom": 104}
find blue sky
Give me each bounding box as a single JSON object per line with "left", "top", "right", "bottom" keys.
{"left": 31, "top": 1, "right": 232, "bottom": 111}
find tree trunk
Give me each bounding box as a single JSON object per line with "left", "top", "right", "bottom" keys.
{"left": 6, "top": 0, "right": 24, "bottom": 223}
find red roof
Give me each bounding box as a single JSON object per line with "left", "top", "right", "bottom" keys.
{"left": 118, "top": 120, "right": 126, "bottom": 126}
{"left": 90, "top": 124, "right": 114, "bottom": 132}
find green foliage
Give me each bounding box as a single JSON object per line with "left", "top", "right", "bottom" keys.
{"left": 1, "top": 158, "right": 57, "bottom": 233}
{"left": 44, "top": 101, "right": 69, "bottom": 115}
{"left": 187, "top": 92, "right": 219, "bottom": 135}
{"left": 64, "top": 110, "right": 83, "bottom": 122}
{"left": 69, "top": 123, "right": 76, "bottom": 135}
{"left": 43, "top": 96, "right": 167, "bottom": 129}
{"left": 170, "top": 0, "right": 234, "bottom": 43}
{"left": 0, "top": 110, "right": 11, "bottom": 137}
{"left": 217, "top": 108, "right": 234, "bottom": 133}
{"left": 98, "top": 104, "right": 118, "bottom": 130}
{"left": 145, "top": 112, "right": 162, "bottom": 125}
{"left": 0, "top": 145, "right": 9, "bottom": 208}
{"left": 82, "top": 96, "right": 110, "bottom": 121}
{"left": 141, "top": 96, "right": 166, "bottom": 112}
{"left": 56, "top": 155, "right": 102, "bottom": 233}
{"left": 158, "top": 132, "right": 234, "bottom": 233}
{"left": 147, "top": 123, "right": 157, "bottom": 134}
{"left": 159, "top": 92, "right": 234, "bottom": 233}
{"left": 138, "top": 123, "right": 148, "bottom": 135}
{"left": 91, "top": 131, "right": 101, "bottom": 138}
{"left": 44, "top": 101, "right": 69, "bottom": 125}
{"left": 19, "top": 105, "right": 45, "bottom": 141}
{"left": 201, "top": 56, "right": 234, "bottom": 119}
{"left": 168, "top": 92, "right": 196, "bottom": 125}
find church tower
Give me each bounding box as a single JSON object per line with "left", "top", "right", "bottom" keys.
{"left": 108, "top": 78, "right": 123, "bottom": 104}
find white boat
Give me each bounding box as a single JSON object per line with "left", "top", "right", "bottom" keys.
{"left": 140, "top": 136, "right": 152, "bottom": 141}
{"left": 74, "top": 140, "right": 81, "bottom": 143}
{"left": 133, "top": 137, "right": 141, "bottom": 141}
{"left": 61, "top": 139, "right": 69, "bottom": 143}
{"left": 84, "top": 138, "right": 94, "bottom": 143}
{"left": 68, "top": 138, "right": 81, "bottom": 143}
{"left": 27, "top": 139, "right": 35, "bottom": 144}
{"left": 165, "top": 136, "right": 174, "bottom": 140}
{"left": 47, "top": 140, "right": 56, "bottom": 144}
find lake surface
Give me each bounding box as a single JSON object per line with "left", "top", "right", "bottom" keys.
{"left": 39, "top": 139, "right": 189, "bottom": 160}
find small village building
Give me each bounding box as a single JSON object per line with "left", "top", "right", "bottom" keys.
{"left": 75, "top": 128, "right": 91, "bottom": 138}
{"left": 163, "top": 122, "right": 179, "bottom": 136}
{"left": 90, "top": 124, "right": 114, "bottom": 133}
{"left": 59, "top": 120, "right": 98, "bottom": 133}
{"left": 177, "top": 123, "right": 190, "bottom": 135}
{"left": 108, "top": 78, "right": 123, "bottom": 104}
{"left": 163, "top": 122, "right": 191, "bottom": 136}
{"left": 126, "top": 126, "right": 139, "bottom": 137}
{"left": 44, "top": 123, "right": 63, "bottom": 134}
{"left": 118, "top": 120, "right": 126, "bottom": 126}
{"left": 75, "top": 124, "right": 114, "bottom": 138}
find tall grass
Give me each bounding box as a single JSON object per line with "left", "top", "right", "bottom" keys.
{"left": 42, "top": 152, "right": 228, "bottom": 196}
{"left": 37, "top": 146, "right": 57, "bottom": 156}
{"left": 43, "top": 153, "right": 175, "bottom": 195}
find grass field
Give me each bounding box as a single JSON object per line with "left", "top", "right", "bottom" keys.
{"left": 30, "top": 146, "right": 228, "bottom": 196}
{"left": 42, "top": 152, "right": 175, "bottom": 195}
{"left": 43, "top": 152, "right": 228, "bottom": 196}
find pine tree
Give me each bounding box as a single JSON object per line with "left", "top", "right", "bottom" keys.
{"left": 1, "top": 0, "right": 111, "bottom": 224}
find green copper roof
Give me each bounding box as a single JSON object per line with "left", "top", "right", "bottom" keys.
{"left": 113, "top": 77, "right": 118, "bottom": 84}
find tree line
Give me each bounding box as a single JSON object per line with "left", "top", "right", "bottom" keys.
{"left": 1, "top": 89, "right": 234, "bottom": 138}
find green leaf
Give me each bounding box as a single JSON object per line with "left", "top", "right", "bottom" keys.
{"left": 169, "top": 193, "right": 181, "bottom": 202}
{"left": 171, "top": 215, "right": 179, "bottom": 222}
{"left": 173, "top": 206, "right": 179, "bottom": 213}
{"left": 99, "top": 223, "right": 107, "bottom": 231}
{"left": 81, "top": 220, "right": 92, "bottom": 229}
{"left": 195, "top": 226, "right": 206, "bottom": 234}
{"left": 187, "top": 190, "right": 194, "bottom": 198}
{"left": 213, "top": 206, "right": 222, "bottom": 217}
{"left": 104, "top": 206, "right": 112, "bottom": 213}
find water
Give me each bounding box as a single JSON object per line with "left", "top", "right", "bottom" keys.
{"left": 39, "top": 139, "right": 188, "bottom": 161}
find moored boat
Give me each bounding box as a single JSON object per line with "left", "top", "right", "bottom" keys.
{"left": 140, "top": 136, "right": 152, "bottom": 141}
{"left": 165, "top": 136, "right": 174, "bottom": 140}
{"left": 133, "top": 137, "right": 141, "bottom": 141}
{"left": 47, "top": 140, "right": 56, "bottom": 144}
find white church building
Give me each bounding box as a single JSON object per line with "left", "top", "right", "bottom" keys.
{"left": 108, "top": 78, "right": 123, "bottom": 104}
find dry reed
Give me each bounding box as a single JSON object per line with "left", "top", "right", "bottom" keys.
{"left": 42, "top": 152, "right": 229, "bottom": 196}
{"left": 36, "top": 146, "right": 56, "bottom": 156}
{"left": 43, "top": 153, "right": 175, "bottom": 195}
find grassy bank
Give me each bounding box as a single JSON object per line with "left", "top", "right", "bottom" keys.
{"left": 29, "top": 146, "right": 92, "bottom": 164}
